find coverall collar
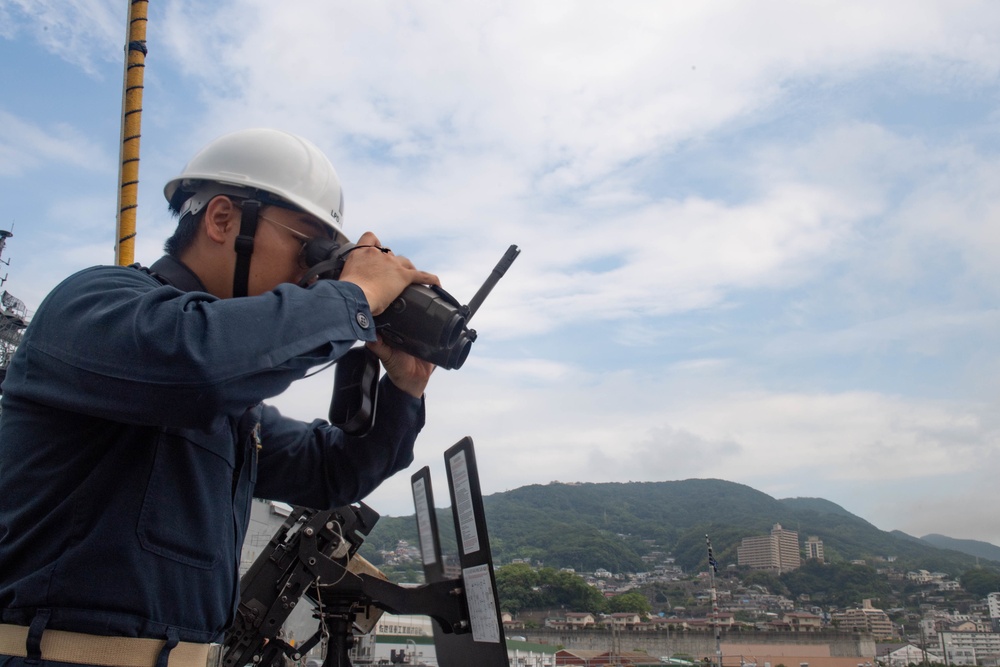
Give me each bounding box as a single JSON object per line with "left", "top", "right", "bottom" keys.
{"left": 148, "top": 255, "right": 209, "bottom": 293}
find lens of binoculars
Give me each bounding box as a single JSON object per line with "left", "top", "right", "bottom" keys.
{"left": 376, "top": 284, "right": 466, "bottom": 351}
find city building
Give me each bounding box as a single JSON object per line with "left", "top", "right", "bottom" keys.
{"left": 805, "top": 536, "right": 825, "bottom": 563}
{"left": 937, "top": 630, "right": 1000, "bottom": 666}
{"left": 555, "top": 649, "right": 657, "bottom": 665}
{"left": 737, "top": 524, "right": 802, "bottom": 573}
{"left": 950, "top": 619, "right": 995, "bottom": 633}
{"left": 546, "top": 613, "right": 597, "bottom": 630}
{"left": 886, "top": 644, "right": 942, "bottom": 667}
{"left": 921, "top": 612, "right": 954, "bottom": 638}
{"left": 783, "top": 611, "right": 824, "bottom": 632}
{"left": 831, "top": 599, "right": 895, "bottom": 641}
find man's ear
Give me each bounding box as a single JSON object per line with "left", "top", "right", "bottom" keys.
{"left": 203, "top": 196, "right": 239, "bottom": 245}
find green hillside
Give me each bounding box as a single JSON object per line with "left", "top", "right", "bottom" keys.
{"left": 358, "top": 479, "right": 999, "bottom": 577}
{"left": 920, "top": 533, "right": 1000, "bottom": 563}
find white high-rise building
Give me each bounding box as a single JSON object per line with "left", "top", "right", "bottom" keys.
{"left": 737, "top": 523, "right": 801, "bottom": 573}
{"left": 988, "top": 592, "right": 1000, "bottom": 620}
{"left": 805, "top": 536, "right": 825, "bottom": 563}
{"left": 938, "top": 630, "right": 1000, "bottom": 666}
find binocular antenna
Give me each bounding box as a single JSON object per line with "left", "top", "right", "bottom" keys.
{"left": 465, "top": 244, "right": 520, "bottom": 322}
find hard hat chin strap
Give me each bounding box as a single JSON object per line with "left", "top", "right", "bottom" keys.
{"left": 232, "top": 199, "right": 261, "bottom": 298}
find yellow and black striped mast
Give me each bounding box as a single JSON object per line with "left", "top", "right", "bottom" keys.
{"left": 114, "top": 0, "right": 149, "bottom": 266}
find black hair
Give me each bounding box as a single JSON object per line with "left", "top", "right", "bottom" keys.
{"left": 162, "top": 187, "right": 316, "bottom": 257}
{"left": 163, "top": 184, "right": 202, "bottom": 257}
{"left": 162, "top": 188, "right": 250, "bottom": 258}
{"left": 163, "top": 210, "right": 201, "bottom": 258}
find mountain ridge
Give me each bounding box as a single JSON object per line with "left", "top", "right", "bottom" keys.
{"left": 919, "top": 533, "right": 1000, "bottom": 563}
{"left": 361, "top": 478, "right": 999, "bottom": 576}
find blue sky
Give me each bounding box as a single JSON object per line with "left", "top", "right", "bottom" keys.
{"left": 2, "top": 1, "right": 999, "bottom": 551}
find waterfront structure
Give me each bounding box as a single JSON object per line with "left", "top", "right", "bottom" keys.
{"left": 805, "top": 536, "right": 825, "bottom": 563}
{"left": 831, "top": 600, "right": 895, "bottom": 641}
{"left": 737, "top": 524, "right": 801, "bottom": 573}
{"left": 374, "top": 614, "right": 434, "bottom": 637}
{"left": 555, "top": 649, "right": 654, "bottom": 665}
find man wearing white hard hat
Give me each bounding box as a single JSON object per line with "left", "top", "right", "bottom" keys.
{"left": 0, "top": 129, "right": 437, "bottom": 667}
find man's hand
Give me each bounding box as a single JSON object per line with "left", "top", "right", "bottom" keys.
{"left": 367, "top": 336, "right": 435, "bottom": 398}
{"left": 338, "top": 232, "right": 439, "bottom": 316}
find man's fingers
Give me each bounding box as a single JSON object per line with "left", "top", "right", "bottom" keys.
{"left": 355, "top": 231, "right": 380, "bottom": 246}
{"left": 415, "top": 270, "right": 440, "bottom": 287}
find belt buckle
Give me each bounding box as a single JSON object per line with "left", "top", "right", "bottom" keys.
{"left": 205, "top": 644, "right": 224, "bottom": 667}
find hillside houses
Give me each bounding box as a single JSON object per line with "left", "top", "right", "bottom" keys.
{"left": 831, "top": 599, "right": 895, "bottom": 640}
{"left": 546, "top": 612, "right": 597, "bottom": 630}
{"left": 768, "top": 611, "right": 824, "bottom": 632}
{"left": 501, "top": 553, "right": 1000, "bottom": 663}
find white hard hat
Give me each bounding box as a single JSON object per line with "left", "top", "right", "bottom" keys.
{"left": 164, "top": 128, "right": 348, "bottom": 243}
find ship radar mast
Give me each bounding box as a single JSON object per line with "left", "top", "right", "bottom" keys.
{"left": 0, "top": 227, "right": 29, "bottom": 402}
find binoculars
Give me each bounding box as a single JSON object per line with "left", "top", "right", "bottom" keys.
{"left": 300, "top": 239, "right": 519, "bottom": 370}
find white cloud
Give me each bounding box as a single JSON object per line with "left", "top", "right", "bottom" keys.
{"left": 890, "top": 150, "right": 1000, "bottom": 288}
{"left": 5, "top": 0, "right": 1000, "bottom": 548}
{"left": 145, "top": 4, "right": 1000, "bottom": 544}
{"left": 894, "top": 479, "right": 1000, "bottom": 546}
{"left": 156, "top": 3, "right": 1000, "bottom": 159}
{"left": 0, "top": 0, "right": 121, "bottom": 74}
{"left": 147, "top": 2, "right": 1000, "bottom": 341}
{"left": 762, "top": 307, "right": 1000, "bottom": 360}
{"left": 270, "top": 352, "right": 1000, "bottom": 544}
{"left": 0, "top": 111, "right": 109, "bottom": 176}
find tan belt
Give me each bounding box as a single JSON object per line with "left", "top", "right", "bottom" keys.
{"left": 0, "top": 624, "right": 221, "bottom": 667}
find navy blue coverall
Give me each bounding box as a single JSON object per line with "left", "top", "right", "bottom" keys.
{"left": 0, "top": 255, "right": 424, "bottom": 652}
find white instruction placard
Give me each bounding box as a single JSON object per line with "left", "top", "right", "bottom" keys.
{"left": 448, "top": 450, "right": 480, "bottom": 555}
{"left": 463, "top": 564, "right": 500, "bottom": 643}
{"left": 411, "top": 478, "right": 437, "bottom": 565}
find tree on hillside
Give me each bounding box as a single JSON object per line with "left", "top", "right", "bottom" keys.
{"left": 495, "top": 563, "right": 540, "bottom": 613}
{"left": 607, "top": 591, "right": 652, "bottom": 616}
{"left": 537, "top": 567, "right": 608, "bottom": 613}
{"left": 495, "top": 564, "right": 608, "bottom": 614}
{"left": 781, "top": 560, "right": 891, "bottom": 608}
{"left": 742, "top": 570, "right": 786, "bottom": 595}
{"left": 960, "top": 569, "right": 1000, "bottom": 597}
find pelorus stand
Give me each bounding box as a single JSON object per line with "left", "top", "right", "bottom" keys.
{"left": 223, "top": 438, "right": 507, "bottom": 667}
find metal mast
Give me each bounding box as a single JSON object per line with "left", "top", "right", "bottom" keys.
{"left": 707, "top": 535, "right": 722, "bottom": 667}
{"left": 115, "top": 0, "right": 149, "bottom": 266}
{"left": 0, "top": 228, "right": 29, "bottom": 400}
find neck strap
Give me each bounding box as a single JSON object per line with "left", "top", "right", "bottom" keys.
{"left": 232, "top": 199, "right": 261, "bottom": 297}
